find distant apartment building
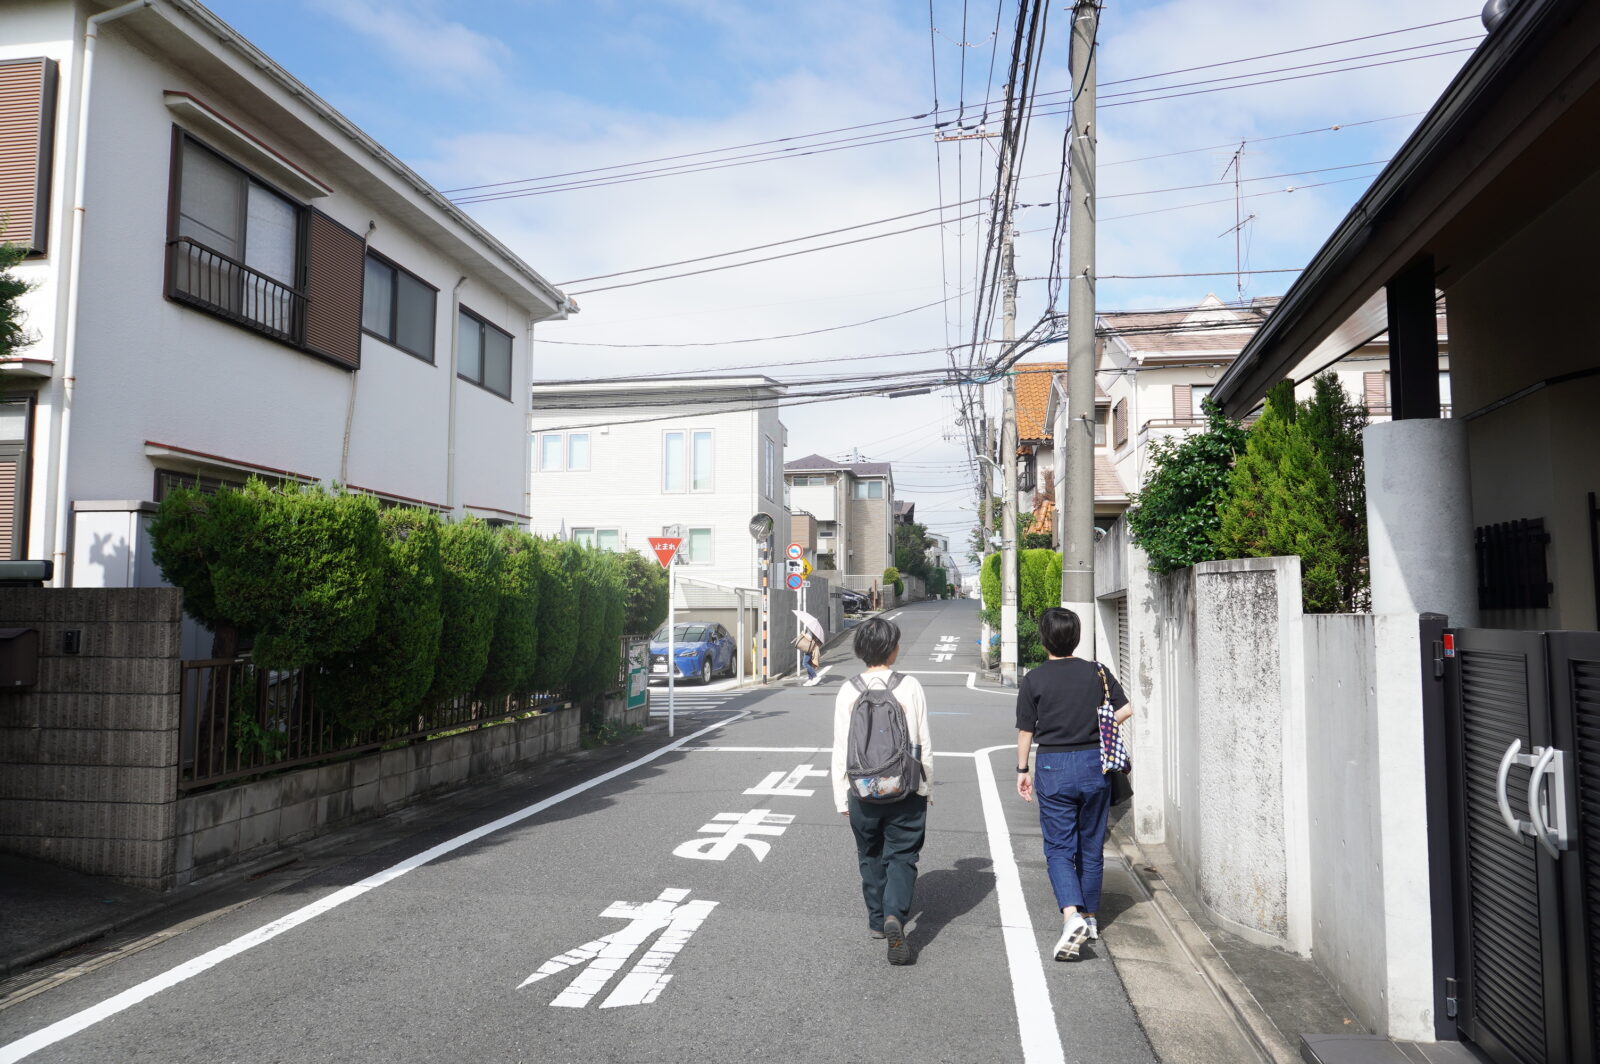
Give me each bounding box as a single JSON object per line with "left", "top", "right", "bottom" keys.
{"left": 784, "top": 454, "right": 895, "bottom": 594}
{"left": 0, "top": 0, "right": 570, "bottom": 584}
{"left": 527, "top": 376, "right": 795, "bottom": 659}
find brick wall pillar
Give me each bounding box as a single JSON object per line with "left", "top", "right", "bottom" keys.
{"left": 0, "top": 589, "right": 184, "bottom": 889}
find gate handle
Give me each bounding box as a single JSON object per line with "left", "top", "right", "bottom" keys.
{"left": 1527, "top": 745, "right": 1569, "bottom": 860}
{"left": 1496, "top": 739, "right": 1532, "bottom": 839}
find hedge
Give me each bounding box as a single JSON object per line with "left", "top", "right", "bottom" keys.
{"left": 425, "top": 518, "right": 502, "bottom": 703}
{"left": 475, "top": 529, "right": 542, "bottom": 701}
{"left": 319, "top": 508, "right": 444, "bottom": 731}
{"left": 532, "top": 538, "right": 580, "bottom": 691}
{"left": 618, "top": 550, "right": 669, "bottom": 636}
{"left": 980, "top": 548, "right": 1061, "bottom": 667}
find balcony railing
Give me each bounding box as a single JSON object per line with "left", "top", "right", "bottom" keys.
{"left": 167, "top": 237, "right": 306, "bottom": 345}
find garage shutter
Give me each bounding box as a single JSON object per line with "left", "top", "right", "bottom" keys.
{"left": 0, "top": 58, "right": 57, "bottom": 254}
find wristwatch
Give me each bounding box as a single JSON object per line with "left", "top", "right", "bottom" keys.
{"left": 1017, "top": 765, "right": 1030, "bottom": 773}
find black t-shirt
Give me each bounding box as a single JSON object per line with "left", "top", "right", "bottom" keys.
{"left": 1014, "top": 658, "right": 1129, "bottom": 752}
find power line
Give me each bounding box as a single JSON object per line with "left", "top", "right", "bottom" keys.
{"left": 536, "top": 291, "right": 970, "bottom": 347}
{"left": 443, "top": 17, "right": 1477, "bottom": 201}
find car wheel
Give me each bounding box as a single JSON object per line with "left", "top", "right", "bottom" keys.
{"left": 699, "top": 659, "right": 713, "bottom": 685}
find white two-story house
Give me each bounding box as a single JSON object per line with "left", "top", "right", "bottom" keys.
{"left": 527, "top": 375, "right": 795, "bottom": 667}
{"left": 0, "top": 0, "right": 570, "bottom": 583}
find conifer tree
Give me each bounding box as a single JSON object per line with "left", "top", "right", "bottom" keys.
{"left": 1298, "top": 373, "right": 1370, "bottom": 611}
{"left": 0, "top": 240, "right": 31, "bottom": 360}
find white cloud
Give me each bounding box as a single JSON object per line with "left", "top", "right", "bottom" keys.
{"left": 308, "top": 0, "right": 511, "bottom": 93}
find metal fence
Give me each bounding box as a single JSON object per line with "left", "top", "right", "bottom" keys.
{"left": 168, "top": 237, "right": 307, "bottom": 344}
{"left": 178, "top": 658, "right": 564, "bottom": 793}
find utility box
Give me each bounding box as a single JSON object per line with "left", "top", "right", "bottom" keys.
{"left": 0, "top": 628, "right": 40, "bottom": 688}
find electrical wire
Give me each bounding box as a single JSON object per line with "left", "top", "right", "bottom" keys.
{"left": 443, "top": 17, "right": 1478, "bottom": 201}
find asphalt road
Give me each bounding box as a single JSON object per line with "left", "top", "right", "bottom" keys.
{"left": 0, "top": 599, "right": 1158, "bottom": 1064}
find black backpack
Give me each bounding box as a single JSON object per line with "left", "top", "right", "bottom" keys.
{"left": 845, "top": 673, "right": 923, "bottom": 803}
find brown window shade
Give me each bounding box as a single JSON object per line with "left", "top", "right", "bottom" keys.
{"left": 0, "top": 455, "right": 19, "bottom": 560}
{"left": 303, "top": 210, "right": 365, "bottom": 369}
{"left": 1364, "top": 371, "right": 1389, "bottom": 411}
{"left": 1172, "top": 385, "right": 1193, "bottom": 422}
{"left": 0, "top": 58, "right": 58, "bottom": 254}
{"left": 1113, "top": 399, "right": 1128, "bottom": 447}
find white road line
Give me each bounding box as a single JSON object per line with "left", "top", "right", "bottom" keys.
{"left": 0, "top": 713, "right": 751, "bottom": 1064}
{"left": 692, "top": 745, "right": 978, "bottom": 759}
{"left": 896, "top": 670, "right": 1013, "bottom": 698}
{"left": 973, "top": 745, "right": 1067, "bottom": 1064}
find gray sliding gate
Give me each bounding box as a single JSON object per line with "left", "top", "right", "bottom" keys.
{"left": 1443, "top": 628, "right": 1599, "bottom": 1064}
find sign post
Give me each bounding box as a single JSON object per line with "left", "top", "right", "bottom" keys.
{"left": 647, "top": 537, "right": 683, "bottom": 735}
{"left": 748, "top": 514, "right": 775, "bottom": 685}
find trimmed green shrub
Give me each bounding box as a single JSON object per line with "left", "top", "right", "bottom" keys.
{"left": 1126, "top": 398, "right": 1249, "bottom": 574}
{"left": 618, "top": 549, "right": 669, "bottom": 636}
{"left": 882, "top": 566, "right": 900, "bottom": 586}
{"left": 151, "top": 479, "right": 385, "bottom": 669}
{"left": 1213, "top": 379, "right": 1345, "bottom": 612}
{"left": 532, "top": 538, "right": 580, "bottom": 691}
{"left": 572, "top": 550, "right": 626, "bottom": 696}
{"left": 475, "top": 529, "right": 542, "bottom": 701}
{"left": 426, "top": 518, "right": 503, "bottom": 703}
{"left": 319, "top": 508, "right": 444, "bottom": 732}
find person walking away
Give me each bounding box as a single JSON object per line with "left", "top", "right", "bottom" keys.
{"left": 831, "top": 617, "right": 934, "bottom": 965}
{"left": 1014, "top": 607, "right": 1133, "bottom": 960}
{"left": 794, "top": 631, "right": 821, "bottom": 684}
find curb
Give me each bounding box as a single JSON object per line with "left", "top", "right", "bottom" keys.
{"left": 1110, "top": 823, "right": 1301, "bottom": 1064}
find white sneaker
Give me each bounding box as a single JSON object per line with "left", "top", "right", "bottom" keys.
{"left": 1053, "top": 913, "right": 1089, "bottom": 961}
{"left": 1086, "top": 916, "right": 1099, "bottom": 941}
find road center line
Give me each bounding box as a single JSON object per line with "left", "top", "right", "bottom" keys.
{"left": 973, "top": 745, "right": 1067, "bottom": 1064}
{"left": 0, "top": 713, "right": 751, "bottom": 1064}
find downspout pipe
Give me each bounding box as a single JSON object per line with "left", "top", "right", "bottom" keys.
{"left": 445, "top": 276, "right": 466, "bottom": 517}
{"left": 524, "top": 315, "right": 536, "bottom": 532}
{"left": 48, "top": 0, "right": 153, "bottom": 585}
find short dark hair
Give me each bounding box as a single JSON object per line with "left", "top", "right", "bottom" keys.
{"left": 1038, "top": 607, "right": 1081, "bottom": 657}
{"left": 852, "top": 617, "right": 901, "bottom": 667}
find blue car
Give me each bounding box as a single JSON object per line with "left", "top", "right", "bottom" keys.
{"left": 649, "top": 621, "right": 736, "bottom": 685}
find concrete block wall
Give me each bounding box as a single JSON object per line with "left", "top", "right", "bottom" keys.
{"left": 0, "top": 589, "right": 184, "bottom": 890}
{"left": 174, "top": 706, "right": 582, "bottom": 885}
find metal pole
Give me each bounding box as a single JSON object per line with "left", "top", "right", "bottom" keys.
{"left": 999, "top": 146, "right": 1020, "bottom": 687}
{"left": 760, "top": 539, "right": 770, "bottom": 683}
{"left": 736, "top": 591, "right": 745, "bottom": 684}
{"left": 667, "top": 558, "right": 676, "bottom": 738}
{"left": 1061, "top": 0, "right": 1099, "bottom": 651}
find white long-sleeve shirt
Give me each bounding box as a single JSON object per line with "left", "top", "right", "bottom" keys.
{"left": 831, "top": 669, "right": 934, "bottom": 813}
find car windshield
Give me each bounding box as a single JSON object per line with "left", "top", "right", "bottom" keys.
{"left": 652, "top": 624, "right": 711, "bottom": 643}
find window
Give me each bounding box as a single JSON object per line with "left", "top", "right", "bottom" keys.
{"left": 684, "top": 527, "right": 712, "bottom": 564}
{"left": 762, "top": 436, "right": 777, "bottom": 500}
{"left": 1191, "top": 384, "right": 1213, "bottom": 411}
{"left": 567, "top": 432, "right": 591, "bottom": 471}
{"left": 1, "top": 395, "right": 33, "bottom": 560}
{"left": 663, "top": 430, "right": 712, "bottom": 492}
{"left": 852, "top": 479, "right": 885, "bottom": 500}
{"left": 458, "top": 307, "right": 513, "bottom": 398}
{"left": 168, "top": 133, "right": 364, "bottom": 367}
{"left": 691, "top": 430, "right": 713, "bottom": 491}
{"left": 361, "top": 252, "right": 436, "bottom": 361}
{"left": 1112, "top": 400, "right": 1128, "bottom": 447}
{"left": 1095, "top": 409, "right": 1108, "bottom": 446}
{"left": 573, "top": 527, "right": 621, "bottom": 551}
{"left": 790, "top": 474, "right": 827, "bottom": 486}
{"left": 663, "top": 431, "right": 685, "bottom": 492}
{"left": 1439, "top": 370, "right": 1453, "bottom": 415}
{"left": 540, "top": 434, "right": 563, "bottom": 471}
{"left": 173, "top": 136, "right": 301, "bottom": 339}
{"left": 819, "top": 523, "right": 835, "bottom": 539}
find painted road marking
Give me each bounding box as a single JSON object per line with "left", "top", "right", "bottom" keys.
{"left": 933, "top": 652, "right": 954, "bottom": 662}
{"left": 692, "top": 745, "right": 973, "bottom": 758}
{"left": 519, "top": 888, "right": 718, "bottom": 1009}
{"left": 672, "top": 809, "right": 796, "bottom": 861}
{"left": 743, "top": 763, "right": 827, "bottom": 797}
{"left": 0, "top": 714, "right": 750, "bottom": 1064}
{"left": 897, "top": 670, "right": 1014, "bottom": 698}
{"left": 974, "top": 746, "right": 1066, "bottom": 1064}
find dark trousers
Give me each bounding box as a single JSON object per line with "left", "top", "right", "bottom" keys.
{"left": 847, "top": 792, "right": 927, "bottom": 929}
{"left": 1035, "top": 748, "right": 1111, "bottom": 912}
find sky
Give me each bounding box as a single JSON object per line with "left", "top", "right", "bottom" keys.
{"left": 203, "top": 0, "right": 1483, "bottom": 546}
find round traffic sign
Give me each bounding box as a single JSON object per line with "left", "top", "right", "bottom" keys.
{"left": 785, "top": 573, "right": 804, "bottom": 590}
{"left": 786, "top": 543, "right": 803, "bottom": 559}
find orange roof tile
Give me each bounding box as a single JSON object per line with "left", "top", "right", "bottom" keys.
{"left": 1015, "top": 362, "right": 1065, "bottom": 443}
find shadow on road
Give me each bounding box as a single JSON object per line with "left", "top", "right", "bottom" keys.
{"left": 911, "top": 856, "right": 996, "bottom": 949}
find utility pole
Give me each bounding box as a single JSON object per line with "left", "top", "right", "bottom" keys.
{"left": 1061, "top": 0, "right": 1099, "bottom": 650}
{"left": 999, "top": 142, "right": 1020, "bottom": 687}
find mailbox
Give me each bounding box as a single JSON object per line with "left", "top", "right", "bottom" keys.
{"left": 0, "top": 628, "right": 40, "bottom": 688}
